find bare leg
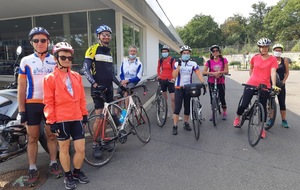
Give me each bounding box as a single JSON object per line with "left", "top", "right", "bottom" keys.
{"left": 26, "top": 125, "right": 39, "bottom": 167}
{"left": 58, "top": 140, "right": 71, "bottom": 172}
{"left": 73, "top": 139, "right": 85, "bottom": 169}
{"left": 44, "top": 124, "right": 58, "bottom": 161}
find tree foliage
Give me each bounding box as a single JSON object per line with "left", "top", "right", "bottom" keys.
{"left": 177, "top": 0, "right": 300, "bottom": 52}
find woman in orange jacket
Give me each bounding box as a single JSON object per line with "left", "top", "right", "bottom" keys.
{"left": 43, "top": 42, "right": 89, "bottom": 189}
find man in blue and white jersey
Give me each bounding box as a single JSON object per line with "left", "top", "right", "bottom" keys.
{"left": 119, "top": 45, "right": 143, "bottom": 90}
{"left": 17, "top": 27, "right": 62, "bottom": 187}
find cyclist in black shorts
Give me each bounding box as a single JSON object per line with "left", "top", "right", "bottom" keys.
{"left": 18, "top": 27, "right": 62, "bottom": 187}
{"left": 83, "top": 24, "right": 126, "bottom": 158}
{"left": 157, "top": 45, "right": 182, "bottom": 119}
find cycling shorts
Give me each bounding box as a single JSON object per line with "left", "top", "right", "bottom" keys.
{"left": 92, "top": 86, "right": 114, "bottom": 109}
{"left": 159, "top": 79, "right": 175, "bottom": 93}
{"left": 25, "top": 103, "right": 46, "bottom": 126}
{"left": 56, "top": 121, "right": 85, "bottom": 141}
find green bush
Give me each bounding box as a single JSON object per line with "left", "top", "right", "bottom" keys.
{"left": 291, "top": 63, "right": 300, "bottom": 70}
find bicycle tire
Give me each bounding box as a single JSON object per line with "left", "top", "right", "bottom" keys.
{"left": 132, "top": 106, "right": 151, "bottom": 143}
{"left": 156, "top": 94, "right": 168, "bottom": 127}
{"left": 211, "top": 95, "right": 218, "bottom": 126}
{"left": 265, "top": 97, "right": 277, "bottom": 130}
{"left": 88, "top": 108, "right": 96, "bottom": 118}
{"left": 248, "top": 102, "right": 264, "bottom": 147}
{"left": 191, "top": 98, "right": 201, "bottom": 140}
{"left": 84, "top": 115, "right": 117, "bottom": 167}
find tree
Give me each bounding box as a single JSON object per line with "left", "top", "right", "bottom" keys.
{"left": 220, "top": 14, "right": 248, "bottom": 46}
{"left": 178, "top": 14, "right": 223, "bottom": 49}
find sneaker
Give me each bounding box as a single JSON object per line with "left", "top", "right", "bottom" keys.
{"left": 162, "top": 113, "right": 170, "bottom": 119}
{"left": 266, "top": 119, "right": 272, "bottom": 127}
{"left": 26, "top": 169, "right": 39, "bottom": 187}
{"left": 49, "top": 163, "right": 63, "bottom": 179}
{"left": 64, "top": 175, "right": 77, "bottom": 190}
{"left": 183, "top": 122, "right": 192, "bottom": 131}
{"left": 73, "top": 171, "right": 90, "bottom": 184}
{"left": 93, "top": 144, "right": 102, "bottom": 159}
{"left": 281, "top": 120, "right": 289, "bottom": 128}
{"left": 102, "top": 143, "right": 114, "bottom": 152}
{"left": 233, "top": 117, "right": 241, "bottom": 128}
{"left": 222, "top": 113, "right": 227, "bottom": 120}
{"left": 261, "top": 129, "right": 266, "bottom": 139}
{"left": 172, "top": 126, "right": 178, "bottom": 135}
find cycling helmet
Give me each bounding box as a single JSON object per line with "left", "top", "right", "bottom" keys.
{"left": 180, "top": 45, "right": 192, "bottom": 53}
{"left": 52, "top": 42, "right": 74, "bottom": 55}
{"left": 161, "top": 45, "right": 170, "bottom": 52}
{"left": 95, "top": 25, "right": 112, "bottom": 35}
{"left": 272, "top": 43, "right": 284, "bottom": 51}
{"left": 28, "top": 27, "right": 50, "bottom": 40}
{"left": 257, "top": 38, "right": 272, "bottom": 46}
{"left": 210, "top": 45, "right": 220, "bottom": 52}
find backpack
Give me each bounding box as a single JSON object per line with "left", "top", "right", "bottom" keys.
{"left": 207, "top": 57, "right": 225, "bottom": 71}
{"left": 160, "top": 57, "right": 175, "bottom": 69}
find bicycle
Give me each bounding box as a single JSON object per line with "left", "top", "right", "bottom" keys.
{"left": 205, "top": 74, "right": 230, "bottom": 126}
{"left": 265, "top": 90, "right": 279, "bottom": 130}
{"left": 237, "top": 83, "right": 267, "bottom": 147}
{"left": 84, "top": 84, "right": 150, "bottom": 167}
{"left": 147, "top": 78, "right": 168, "bottom": 127}
{"left": 184, "top": 83, "right": 206, "bottom": 140}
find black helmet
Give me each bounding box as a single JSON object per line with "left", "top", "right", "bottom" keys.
{"left": 28, "top": 27, "right": 50, "bottom": 40}
{"left": 210, "top": 45, "right": 220, "bottom": 52}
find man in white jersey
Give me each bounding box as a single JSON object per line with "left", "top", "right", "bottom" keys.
{"left": 17, "top": 27, "right": 62, "bottom": 187}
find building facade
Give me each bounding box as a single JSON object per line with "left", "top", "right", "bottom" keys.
{"left": 0, "top": 0, "right": 183, "bottom": 79}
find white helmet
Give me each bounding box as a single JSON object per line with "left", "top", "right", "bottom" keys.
{"left": 161, "top": 45, "right": 170, "bottom": 52}
{"left": 272, "top": 43, "right": 284, "bottom": 51}
{"left": 52, "top": 42, "right": 74, "bottom": 55}
{"left": 180, "top": 45, "right": 192, "bottom": 53}
{"left": 257, "top": 38, "right": 272, "bottom": 46}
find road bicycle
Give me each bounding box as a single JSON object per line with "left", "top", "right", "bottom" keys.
{"left": 205, "top": 74, "right": 230, "bottom": 126}
{"left": 237, "top": 83, "right": 267, "bottom": 147}
{"left": 147, "top": 78, "right": 169, "bottom": 127}
{"left": 84, "top": 84, "right": 150, "bottom": 167}
{"left": 265, "top": 90, "right": 278, "bottom": 130}
{"left": 184, "top": 83, "right": 206, "bottom": 140}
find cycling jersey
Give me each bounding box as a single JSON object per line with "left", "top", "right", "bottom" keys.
{"left": 43, "top": 67, "right": 88, "bottom": 124}
{"left": 120, "top": 58, "right": 142, "bottom": 83}
{"left": 157, "top": 56, "right": 175, "bottom": 80}
{"left": 248, "top": 54, "right": 278, "bottom": 88}
{"left": 83, "top": 43, "right": 117, "bottom": 87}
{"left": 19, "top": 53, "right": 56, "bottom": 103}
{"left": 205, "top": 58, "right": 228, "bottom": 84}
{"left": 174, "top": 60, "right": 200, "bottom": 88}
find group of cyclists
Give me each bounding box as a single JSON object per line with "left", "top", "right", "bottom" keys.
{"left": 16, "top": 21, "right": 289, "bottom": 190}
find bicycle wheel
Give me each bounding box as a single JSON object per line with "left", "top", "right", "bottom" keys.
{"left": 88, "top": 108, "right": 96, "bottom": 118}
{"left": 156, "top": 94, "right": 168, "bottom": 127}
{"left": 84, "top": 115, "right": 117, "bottom": 167}
{"left": 211, "top": 95, "right": 218, "bottom": 126}
{"left": 248, "top": 102, "right": 264, "bottom": 147}
{"left": 265, "top": 97, "right": 277, "bottom": 130}
{"left": 191, "top": 98, "right": 201, "bottom": 140}
{"left": 131, "top": 106, "right": 151, "bottom": 143}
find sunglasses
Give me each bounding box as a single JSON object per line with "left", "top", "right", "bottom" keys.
{"left": 32, "top": 39, "right": 47, "bottom": 43}
{"left": 212, "top": 50, "right": 219, "bottom": 53}
{"left": 59, "top": 56, "right": 73, "bottom": 61}
{"left": 101, "top": 33, "right": 111, "bottom": 37}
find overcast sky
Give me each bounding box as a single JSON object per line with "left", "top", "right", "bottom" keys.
{"left": 158, "top": 0, "right": 279, "bottom": 27}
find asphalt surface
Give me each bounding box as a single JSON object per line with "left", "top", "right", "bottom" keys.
{"left": 0, "top": 69, "right": 300, "bottom": 190}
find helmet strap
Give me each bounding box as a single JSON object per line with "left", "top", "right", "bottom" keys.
{"left": 34, "top": 48, "right": 48, "bottom": 56}
{"left": 57, "top": 60, "right": 69, "bottom": 70}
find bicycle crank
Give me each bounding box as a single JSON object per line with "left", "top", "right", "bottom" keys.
{"left": 118, "top": 130, "right": 128, "bottom": 144}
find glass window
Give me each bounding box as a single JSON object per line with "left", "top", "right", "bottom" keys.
{"left": 122, "top": 17, "right": 143, "bottom": 73}
{"left": 89, "top": 10, "right": 117, "bottom": 73}
{"left": 35, "top": 12, "right": 88, "bottom": 72}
